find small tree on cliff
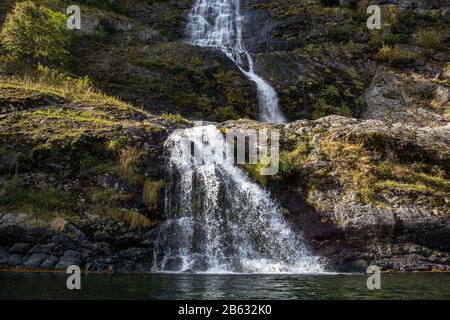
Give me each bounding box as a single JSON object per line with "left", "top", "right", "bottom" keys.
{"left": 0, "top": 1, "right": 72, "bottom": 65}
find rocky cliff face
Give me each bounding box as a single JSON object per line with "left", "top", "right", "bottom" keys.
{"left": 0, "top": 0, "right": 449, "bottom": 272}
{"left": 0, "top": 80, "right": 175, "bottom": 272}
{"left": 221, "top": 117, "right": 449, "bottom": 271}
{"left": 1, "top": 110, "right": 448, "bottom": 272}
{"left": 241, "top": 0, "right": 448, "bottom": 121}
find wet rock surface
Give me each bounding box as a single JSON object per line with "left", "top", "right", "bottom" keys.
{"left": 0, "top": 215, "right": 158, "bottom": 272}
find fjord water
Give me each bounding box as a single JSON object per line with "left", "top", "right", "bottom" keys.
{"left": 188, "top": 0, "right": 287, "bottom": 123}
{"left": 1, "top": 272, "right": 449, "bottom": 299}
{"left": 152, "top": 125, "right": 323, "bottom": 273}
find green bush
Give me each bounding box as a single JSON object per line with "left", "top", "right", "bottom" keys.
{"left": 416, "top": 30, "right": 444, "bottom": 50}
{"left": 323, "top": 24, "right": 354, "bottom": 43}
{"left": 0, "top": 1, "right": 72, "bottom": 64}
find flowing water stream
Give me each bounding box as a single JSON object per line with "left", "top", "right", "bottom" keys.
{"left": 152, "top": 125, "right": 324, "bottom": 273}
{"left": 152, "top": 1, "right": 322, "bottom": 274}
{"left": 188, "top": 0, "right": 287, "bottom": 123}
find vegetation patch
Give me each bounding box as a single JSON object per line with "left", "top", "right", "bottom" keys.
{"left": 270, "top": 130, "right": 449, "bottom": 212}
{"left": 143, "top": 179, "right": 165, "bottom": 212}
{"left": 1, "top": 1, "right": 72, "bottom": 65}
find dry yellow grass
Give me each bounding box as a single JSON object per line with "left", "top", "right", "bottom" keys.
{"left": 50, "top": 216, "right": 66, "bottom": 232}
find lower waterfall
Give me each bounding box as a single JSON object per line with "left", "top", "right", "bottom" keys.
{"left": 152, "top": 125, "right": 324, "bottom": 273}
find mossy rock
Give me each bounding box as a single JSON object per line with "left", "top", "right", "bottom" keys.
{"left": 76, "top": 41, "right": 257, "bottom": 122}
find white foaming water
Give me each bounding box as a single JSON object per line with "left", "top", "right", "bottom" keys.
{"left": 188, "top": 0, "right": 287, "bottom": 124}
{"left": 152, "top": 125, "right": 324, "bottom": 273}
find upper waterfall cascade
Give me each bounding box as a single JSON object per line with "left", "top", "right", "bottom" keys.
{"left": 187, "top": 0, "right": 287, "bottom": 124}
{"left": 152, "top": 125, "right": 324, "bottom": 273}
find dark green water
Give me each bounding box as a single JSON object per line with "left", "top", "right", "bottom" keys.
{"left": 0, "top": 272, "right": 448, "bottom": 300}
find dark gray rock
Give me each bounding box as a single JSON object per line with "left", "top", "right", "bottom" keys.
{"left": 114, "top": 248, "right": 154, "bottom": 272}
{"left": 29, "top": 243, "right": 55, "bottom": 254}
{"left": 8, "top": 254, "right": 23, "bottom": 267}
{"left": 55, "top": 250, "right": 82, "bottom": 270}
{"left": 0, "top": 213, "right": 28, "bottom": 226}
{"left": 9, "top": 243, "right": 32, "bottom": 254}
{"left": 40, "top": 255, "right": 59, "bottom": 269}
{"left": 0, "top": 249, "right": 9, "bottom": 265}
{"left": 22, "top": 253, "right": 48, "bottom": 269}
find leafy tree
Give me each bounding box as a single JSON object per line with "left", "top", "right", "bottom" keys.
{"left": 0, "top": 1, "right": 72, "bottom": 64}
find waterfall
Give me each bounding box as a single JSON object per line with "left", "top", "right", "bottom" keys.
{"left": 187, "top": 0, "right": 287, "bottom": 124}
{"left": 152, "top": 125, "right": 324, "bottom": 273}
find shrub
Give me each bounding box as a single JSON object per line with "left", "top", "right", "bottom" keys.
{"left": 416, "top": 30, "right": 444, "bottom": 50}
{"left": 312, "top": 97, "right": 352, "bottom": 119}
{"left": 0, "top": 1, "right": 72, "bottom": 64}
{"left": 374, "top": 45, "right": 415, "bottom": 68}
{"left": 323, "top": 24, "right": 354, "bottom": 43}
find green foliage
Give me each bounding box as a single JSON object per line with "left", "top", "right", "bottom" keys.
{"left": 86, "top": 186, "right": 155, "bottom": 230}
{"left": 415, "top": 30, "right": 445, "bottom": 50}
{"left": 161, "top": 113, "right": 187, "bottom": 124}
{"left": 88, "top": 187, "right": 133, "bottom": 207}
{"left": 79, "top": 155, "right": 102, "bottom": 172}
{"left": 323, "top": 24, "right": 353, "bottom": 43}
{"left": 0, "top": 1, "right": 72, "bottom": 64}
{"left": 312, "top": 97, "right": 352, "bottom": 119}
{"left": 308, "top": 84, "right": 353, "bottom": 119}
{"left": 0, "top": 176, "right": 77, "bottom": 218}
{"left": 301, "top": 44, "right": 324, "bottom": 57}
{"left": 32, "top": 144, "right": 52, "bottom": 159}
{"left": 374, "top": 45, "right": 416, "bottom": 68}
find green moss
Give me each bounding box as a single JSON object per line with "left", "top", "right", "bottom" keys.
{"left": 323, "top": 24, "right": 354, "bottom": 43}
{"left": 300, "top": 139, "right": 450, "bottom": 209}
{"left": 377, "top": 180, "right": 434, "bottom": 194}
{"left": 32, "top": 144, "right": 52, "bottom": 159}
{"left": 241, "top": 163, "right": 268, "bottom": 187}
{"left": 0, "top": 176, "right": 78, "bottom": 221}
{"left": 374, "top": 45, "right": 417, "bottom": 69}
{"left": 79, "top": 154, "right": 102, "bottom": 172}
{"left": 161, "top": 113, "right": 187, "bottom": 124}
{"left": 87, "top": 186, "right": 133, "bottom": 207}
{"left": 415, "top": 29, "right": 445, "bottom": 50}
{"left": 293, "top": 58, "right": 367, "bottom": 120}
{"left": 32, "top": 108, "right": 115, "bottom": 126}
{"left": 312, "top": 97, "right": 352, "bottom": 119}
{"left": 124, "top": 42, "right": 253, "bottom": 121}
{"left": 106, "top": 136, "right": 130, "bottom": 153}
{"left": 217, "top": 107, "right": 240, "bottom": 121}
{"left": 383, "top": 89, "right": 399, "bottom": 100}
{"left": 82, "top": 183, "right": 157, "bottom": 230}
{"left": 272, "top": 135, "right": 312, "bottom": 180}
